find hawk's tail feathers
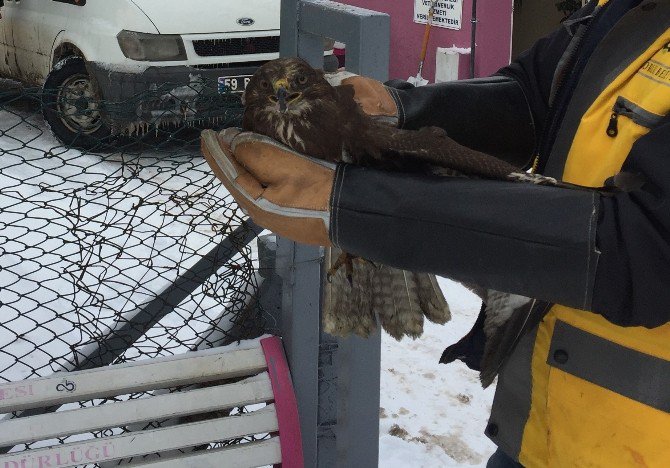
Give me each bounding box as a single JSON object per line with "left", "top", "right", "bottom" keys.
{"left": 360, "top": 122, "right": 519, "bottom": 180}
{"left": 322, "top": 248, "right": 451, "bottom": 340}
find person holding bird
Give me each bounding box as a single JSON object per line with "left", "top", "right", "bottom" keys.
{"left": 202, "top": 0, "right": 670, "bottom": 466}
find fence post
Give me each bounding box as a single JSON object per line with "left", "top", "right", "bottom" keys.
{"left": 277, "top": 2, "right": 390, "bottom": 466}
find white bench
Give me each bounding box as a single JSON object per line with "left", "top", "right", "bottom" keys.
{"left": 0, "top": 336, "right": 303, "bottom": 468}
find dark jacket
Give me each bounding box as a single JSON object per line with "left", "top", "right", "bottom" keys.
{"left": 329, "top": 1, "right": 670, "bottom": 464}
{"left": 329, "top": 0, "right": 670, "bottom": 329}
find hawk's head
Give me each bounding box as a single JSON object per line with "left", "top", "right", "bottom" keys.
{"left": 243, "top": 57, "right": 335, "bottom": 116}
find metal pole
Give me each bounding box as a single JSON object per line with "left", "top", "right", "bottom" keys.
{"left": 277, "top": 2, "right": 389, "bottom": 466}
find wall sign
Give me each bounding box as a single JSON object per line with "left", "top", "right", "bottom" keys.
{"left": 413, "top": 0, "right": 463, "bottom": 31}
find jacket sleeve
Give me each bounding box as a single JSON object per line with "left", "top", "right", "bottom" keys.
{"left": 592, "top": 117, "right": 670, "bottom": 327}
{"left": 329, "top": 164, "right": 600, "bottom": 314}
{"left": 329, "top": 117, "right": 670, "bottom": 328}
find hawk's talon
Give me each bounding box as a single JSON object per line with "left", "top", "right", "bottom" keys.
{"left": 344, "top": 255, "right": 354, "bottom": 287}
{"left": 327, "top": 252, "right": 348, "bottom": 281}
{"left": 328, "top": 251, "right": 357, "bottom": 287}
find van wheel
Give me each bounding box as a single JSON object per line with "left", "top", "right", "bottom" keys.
{"left": 42, "top": 57, "right": 112, "bottom": 149}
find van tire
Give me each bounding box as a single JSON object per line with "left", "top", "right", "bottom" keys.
{"left": 42, "top": 57, "right": 112, "bottom": 149}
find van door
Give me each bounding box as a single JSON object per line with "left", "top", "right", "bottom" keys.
{"left": 4, "top": 0, "right": 70, "bottom": 85}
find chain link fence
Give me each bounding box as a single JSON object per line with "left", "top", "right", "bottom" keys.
{"left": 0, "top": 78, "right": 272, "bottom": 461}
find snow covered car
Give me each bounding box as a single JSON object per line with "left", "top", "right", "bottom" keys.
{"left": 0, "top": 0, "right": 336, "bottom": 146}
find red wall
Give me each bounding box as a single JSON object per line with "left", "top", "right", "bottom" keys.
{"left": 342, "top": 0, "right": 513, "bottom": 81}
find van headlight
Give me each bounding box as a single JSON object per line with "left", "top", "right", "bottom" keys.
{"left": 117, "top": 31, "right": 187, "bottom": 61}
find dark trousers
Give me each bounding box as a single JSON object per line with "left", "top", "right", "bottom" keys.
{"left": 486, "top": 448, "right": 524, "bottom": 468}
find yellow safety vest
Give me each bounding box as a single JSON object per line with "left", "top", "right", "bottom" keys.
{"left": 518, "top": 24, "right": 670, "bottom": 468}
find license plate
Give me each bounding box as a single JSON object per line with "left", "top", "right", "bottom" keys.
{"left": 218, "top": 75, "right": 252, "bottom": 94}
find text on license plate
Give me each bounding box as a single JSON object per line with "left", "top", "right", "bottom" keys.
{"left": 218, "top": 75, "right": 252, "bottom": 94}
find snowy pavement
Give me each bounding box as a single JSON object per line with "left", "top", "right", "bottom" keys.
{"left": 379, "top": 278, "right": 496, "bottom": 467}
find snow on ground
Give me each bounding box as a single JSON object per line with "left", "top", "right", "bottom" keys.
{"left": 379, "top": 278, "right": 496, "bottom": 467}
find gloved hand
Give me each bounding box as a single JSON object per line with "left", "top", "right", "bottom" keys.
{"left": 201, "top": 128, "right": 334, "bottom": 246}
{"left": 201, "top": 71, "right": 397, "bottom": 246}
{"left": 325, "top": 71, "right": 399, "bottom": 123}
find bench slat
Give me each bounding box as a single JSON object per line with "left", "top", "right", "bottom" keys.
{"left": 0, "top": 347, "right": 267, "bottom": 412}
{"left": 133, "top": 438, "right": 282, "bottom": 468}
{"left": 0, "top": 405, "right": 278, "bottom": 468}
{"left": 0, "top": 373, "right": 274, "bottom": 447}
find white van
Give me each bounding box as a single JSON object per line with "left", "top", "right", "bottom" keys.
{"left": 0, "top": 0, "right": 336, "bottom": 146}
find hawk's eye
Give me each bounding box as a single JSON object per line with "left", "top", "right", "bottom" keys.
{"left": 260, "top": 80, "right": 270, "bottom": 89}
{"left": 297, "top": 74, "right": 308, "bottom": 85}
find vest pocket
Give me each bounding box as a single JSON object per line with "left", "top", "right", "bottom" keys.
{"left": 606, "top": 95, "right": 665, "bottom": 137}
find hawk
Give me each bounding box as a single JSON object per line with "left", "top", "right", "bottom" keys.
{"left": 241, "top": 58, "right": 553, "bottom": 182}
{"left": 238, "top": 58, "right": 566, "bottom": 346}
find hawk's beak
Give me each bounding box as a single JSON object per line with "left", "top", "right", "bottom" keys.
{"left": 276, "top": 86, "right": 288, "bottom": 113}
{"left": 272, "top": 78, "right": 290, "bottom": 112}
{"left": 271, "top": 78, "right": 301, "bottom": 113}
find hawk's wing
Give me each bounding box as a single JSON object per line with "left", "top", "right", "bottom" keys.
{"left": 355, "top": 122, "right": 523, "bottom": 180}
{"left": 335, "top": 87, "right": 561, "bottom": 184}
{"left": 332, "top": 85, "right": 519, "bottom": 179}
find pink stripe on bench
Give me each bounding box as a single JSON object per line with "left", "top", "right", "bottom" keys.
{"left": 260, "top": 336, "right": 304, "bottom": 468}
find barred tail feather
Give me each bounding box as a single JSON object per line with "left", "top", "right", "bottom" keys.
{"left": 384, "top": 267, "right": 424, "bottom": 340}
{"left": 415, "top": 272, "right": 451, "bottom": 325}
